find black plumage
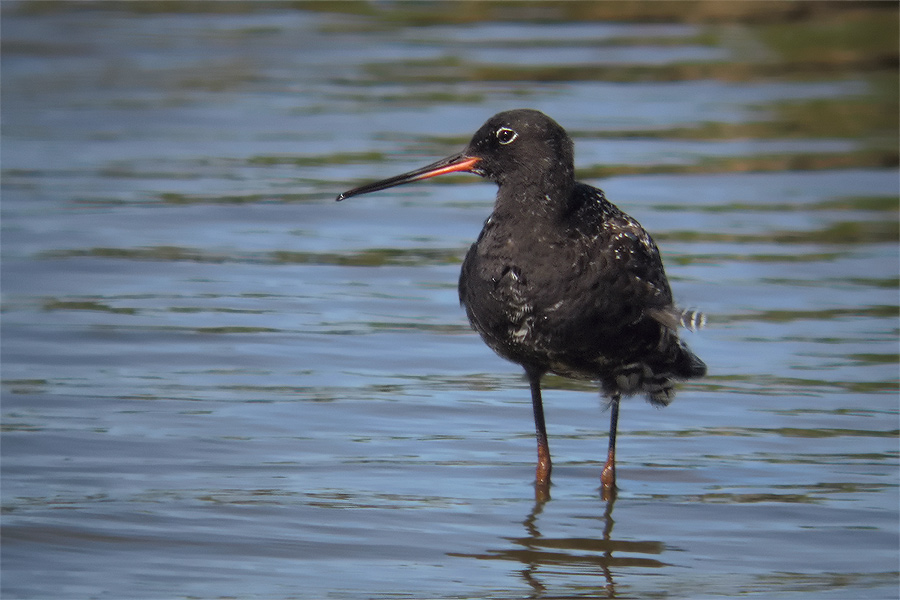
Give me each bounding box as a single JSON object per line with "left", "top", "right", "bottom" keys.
{"left": 338, "top": 109, "right": 706, "bottom": 496}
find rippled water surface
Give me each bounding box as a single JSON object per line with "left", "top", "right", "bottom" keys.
{"left": 2, "top": 3, "right": 898, "bottom": 599}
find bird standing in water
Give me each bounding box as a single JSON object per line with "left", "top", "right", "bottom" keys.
{"left": 337, "top": 109, "right": 706, "bottom": 497}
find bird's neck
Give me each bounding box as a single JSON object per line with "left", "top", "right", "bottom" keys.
{"left": 493, "top": 169, "right": 576, "bottom": 223}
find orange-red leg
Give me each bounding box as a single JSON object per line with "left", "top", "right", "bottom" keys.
{"left": 601, "top": 394, "right": 620, "bottom": 499}
{"left": 526, "top": 367, "right": 552, "bottom": 485}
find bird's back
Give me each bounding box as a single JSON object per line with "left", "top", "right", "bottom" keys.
{"left": 459, "top": 182, "right": 705, "bottom": 404}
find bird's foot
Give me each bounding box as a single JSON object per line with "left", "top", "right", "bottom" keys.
{"left": 536, "top": 445, "right": 552, "bottom": 486}
{"left": 600, "top": 454, "right": 616, "bottom": 500}
{"left": 534, "top": 479, "right": 551, "bottom": 503}
{"left": 535, "top": 459, "right": 552, "bottom": 486}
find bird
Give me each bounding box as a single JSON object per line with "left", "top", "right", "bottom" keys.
{"left": 337, "top": 109, "right": 706, "bottom": 497}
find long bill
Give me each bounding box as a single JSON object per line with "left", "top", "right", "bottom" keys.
{"left": 336, "top": 152, "right": 480, "bottom": 201}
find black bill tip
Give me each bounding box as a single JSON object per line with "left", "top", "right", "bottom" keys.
{"left": 335, "top": 154, "right": 479, "bottom": 202}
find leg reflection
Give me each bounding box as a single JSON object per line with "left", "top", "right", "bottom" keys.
{"left": 600, "top": 488, "right": 618, "bottom": 596}
{"left": 449, "top": 487, "right": 665, "bottom": 599}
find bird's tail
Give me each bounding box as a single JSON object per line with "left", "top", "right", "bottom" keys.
{"left": 648, "top": 307, "right": 707, "bottom": 331}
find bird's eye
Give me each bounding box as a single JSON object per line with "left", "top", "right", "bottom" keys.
{"left": 496, "top": 127, "right": 518, "bottom": 145}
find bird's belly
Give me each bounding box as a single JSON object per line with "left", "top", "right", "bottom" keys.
{"left": 462, "top": 268, "right": 669, "bottom": 383}
{"left": 462, "top": 273, "right": 614, "bottom": 376}
{"left": 463, "top": 285, "right": 686, "bottom": 404}
{"left": 468, "top": 306, "right": 619, "bottom": 381}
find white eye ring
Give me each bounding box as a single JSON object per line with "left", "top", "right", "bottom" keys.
{"left": 496, "top": 127, "right": 518, "bottom": 145}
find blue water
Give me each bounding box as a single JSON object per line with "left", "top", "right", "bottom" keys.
{"left": 2, "top": 5, "right": 898, "bottom": 599}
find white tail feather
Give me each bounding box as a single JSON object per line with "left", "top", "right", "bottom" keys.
{"left": 648, "top": 307, "right": 707, "bottom": 331}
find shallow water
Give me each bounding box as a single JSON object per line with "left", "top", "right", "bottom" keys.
{"left": 2, "top": 4, "right": 898, "bottom": 599}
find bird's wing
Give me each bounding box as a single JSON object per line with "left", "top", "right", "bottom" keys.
{"left": 568, "top": 183, "right": 702, "bottom": 330}
{"left": 604, "top": 213, "right": 705, "bottom": 331}
{"left": 601, "top": 212, "right": 672, "bottom": 303}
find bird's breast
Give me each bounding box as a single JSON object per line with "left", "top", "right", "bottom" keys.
{"left": 459, "top": 211, "right": 663, "bottom": 367}
{"left": 459, "top": 222, "right": 588, "bottom": 358}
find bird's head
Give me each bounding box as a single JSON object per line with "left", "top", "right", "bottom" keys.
{"left": 336, "top": 109, "right": 574, "bottom": 202}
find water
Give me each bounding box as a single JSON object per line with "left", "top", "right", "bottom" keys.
{"left": 2, "top": 4, "right": 898, "bottom": 599}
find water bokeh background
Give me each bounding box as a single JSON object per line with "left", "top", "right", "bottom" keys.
{"left": 2, "top": 2, "right": 898, "bottom": 598}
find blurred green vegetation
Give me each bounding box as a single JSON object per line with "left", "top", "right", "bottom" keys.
{"left": 658, "top": 220, "right": 899, "bottom": 245}
{"left": 11, "top": 0, "right": 897, "bottom": 178}
{"left": 42, "top": 245, "right": 466, "bottom": 267}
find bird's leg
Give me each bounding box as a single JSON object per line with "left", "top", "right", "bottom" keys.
{"left": 601, "top": 394, "right": 620, "bottom": 499}
{"left": 525, "top": 367, "right": 551, "bottom": 485}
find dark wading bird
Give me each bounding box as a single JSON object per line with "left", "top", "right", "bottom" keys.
{"left": 337, "top": 109, "right": 706, "bottom": 498}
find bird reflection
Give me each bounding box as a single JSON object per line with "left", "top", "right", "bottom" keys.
{"left": 451, "top": 487, "right": 666, "bottom": 598}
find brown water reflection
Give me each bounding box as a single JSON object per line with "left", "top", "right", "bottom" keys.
{"left": 452, "top": 492, "right": 667, "bottom": 599}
